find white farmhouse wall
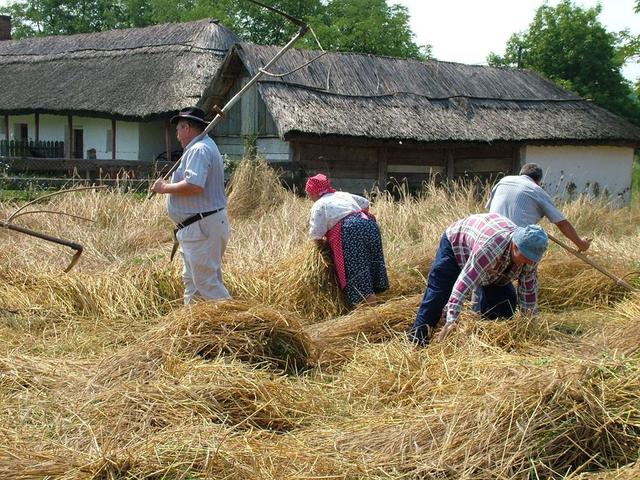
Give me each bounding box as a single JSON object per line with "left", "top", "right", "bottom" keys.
{"left": 39, "top": 114, "right": 66, "bottom": 141}
{"left": 522, "top": 145, "right": 634, "bottom": 205}
{"left": 71, "top": 117, "right": 111, "bottom": 159}
{"left": 111, "top": 119, "right": 139, "bottom": 161}
{"left": 139, "top": 121, "right": 170, "bottom": 161}
{"left": 6, "top": 114, "right": 35, "bottom": 140}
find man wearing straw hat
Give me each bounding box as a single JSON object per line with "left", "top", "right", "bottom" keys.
{"left": 151, "top": 106, "right": 231, "bottom": 304}
{"left": 409, "top": 213, "right": 548, "bottom": 345}
{"left": 486, "top": 163, "right": 591, "bottom": 252}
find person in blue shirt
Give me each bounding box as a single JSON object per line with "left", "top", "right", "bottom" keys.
{"left": 151, "top": 106, "right": 231, "bottom": 304}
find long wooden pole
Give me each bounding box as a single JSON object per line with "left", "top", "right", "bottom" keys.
{"left": 547, "top": 233, "right": 634, "bottom": 290}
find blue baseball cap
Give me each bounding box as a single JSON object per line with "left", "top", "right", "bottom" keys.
{"left": 512, "top": 225, "right": 548, "bottom": 262}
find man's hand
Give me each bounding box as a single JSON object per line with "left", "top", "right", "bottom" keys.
{"left": 576, "top": 237, "right": 592, "bottom": 252}
{"left": 438, "top": 322, "right": 457, "bottom": 342}
{"left": 151, "top": 179, "right": 168, "bottom": 194}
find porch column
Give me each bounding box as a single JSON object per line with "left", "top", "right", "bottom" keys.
{"left": 35, "top": 113, "right": 40, "bottom": 142}
{"left": 111, "top": 119, "right": 116, "bottom": 161}
{"left": 67, "top": 115, "right": 73, "bottom": 160}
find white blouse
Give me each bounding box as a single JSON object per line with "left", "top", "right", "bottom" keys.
{"left": 308, "top": 191, "right": 369, "bottom": 240}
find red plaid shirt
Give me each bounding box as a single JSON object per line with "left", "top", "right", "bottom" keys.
{"left": 444, "top": 213, "right": 539, "bottom": 324}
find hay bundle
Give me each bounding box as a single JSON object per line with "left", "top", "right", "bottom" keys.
{"left": 96, "top": 300, "right": 315, "bottom": 383}
{"left": 226, "top": 157, "right": 289, "bottom": 220}
{"left": 0, "top": 443, "right": 89, "bottom": 480}
{"left": 85, "top": 360, "right": 320, "bottom": 440}
{"left": 306, "top": 295, "right": 420, "bottom": 366}
{"left": 538, "top": 252, "right": 635, "bottom": 310}
{"left": 224, "top": 243, "right": 348, "bottom": 323}
{"left": 306, "top": 347, "right": 640, "bottom": 478}
{"left": 251, "top": 243, "right": 348, "bottom": 322}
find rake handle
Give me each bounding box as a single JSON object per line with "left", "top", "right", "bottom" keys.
{"left": 547, "top": 233, "right": 634, "bottom": 291}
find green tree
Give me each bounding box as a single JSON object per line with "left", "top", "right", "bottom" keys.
{"left": 0, "top": 0, "right": 150, "bottom": 36}
{"left": 488, "top": 0, "right": 640, "bottom": 124}
{"left": 309, "top": 0, "right": 430, "bottom": 59}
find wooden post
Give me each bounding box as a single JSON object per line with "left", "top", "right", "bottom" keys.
{"left": 446, "top": 149, "right": 455, "bottom": 181}
{"left": 111, "top": 119, "right": 116, "bottom": 161}
{"left": 35, "top": 113, "right": 40, "bottom": 142}
{"left": 511, "top": 145, "right": 521, "bottom": 174}
{"left": 377, "top": 148, "right": 388, "bottom": 191}
{"left": 67, "top": 115, "right": 73, "bottom": 160}
{"left": 164, "top": 119, "right": 171, "bottom": 162}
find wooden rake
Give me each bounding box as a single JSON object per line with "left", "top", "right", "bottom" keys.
{"left": 548, "top": 233, "right": 635, "bottom": 291}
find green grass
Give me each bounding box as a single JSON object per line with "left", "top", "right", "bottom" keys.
{"left": 0, "top": 188, "right": 40, "bottom": 203}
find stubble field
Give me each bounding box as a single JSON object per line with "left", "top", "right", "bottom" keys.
{"left": 1, "top": 159, "right": 639, "bottom": 479}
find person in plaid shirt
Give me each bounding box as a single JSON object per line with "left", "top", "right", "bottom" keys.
{"left": 409, "top": 213, "right": 549, "bottom": 345}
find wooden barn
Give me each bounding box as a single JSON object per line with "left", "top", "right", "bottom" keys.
{"left": 0, "top": 18, "right": 238, "bottom": 166}
{"left": 203, "top": 43, "right": 640, "bottom": 202}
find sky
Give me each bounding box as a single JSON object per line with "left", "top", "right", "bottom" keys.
{"left": 0, "top": 0, "right": 638, "bottom": 82}
{"left": 391, "top": 0, "right": 640, "bottom": 83}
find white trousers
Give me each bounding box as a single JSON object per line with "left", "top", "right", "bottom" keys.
{"left": 176, "top": 210, "right": 231, "bottom": 305}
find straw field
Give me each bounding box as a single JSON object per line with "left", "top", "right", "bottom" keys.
{"left": 1, "top": 158, "right": 639, "bottom": 479}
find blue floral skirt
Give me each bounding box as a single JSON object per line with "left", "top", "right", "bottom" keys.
{"left": 339, "top": 214, "right": 389, "bottom": 305}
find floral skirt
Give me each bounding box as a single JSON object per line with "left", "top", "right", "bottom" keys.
{"left": 326, "top": 213, "right": 389, "bottom": 305}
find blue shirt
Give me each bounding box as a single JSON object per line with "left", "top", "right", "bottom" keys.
{"left": 167, "top": 134, "right": 227, "bottom": 224}
{"left": 486, "top": 175, "right": 565, "bottom": 227}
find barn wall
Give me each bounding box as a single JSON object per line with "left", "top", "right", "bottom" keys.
{"left": 212, "top": 78, "right": 280, "bottom": 162}
{"left": 522, "top": 145, "right": 634, "bottom": 205}
{"left": 293, "top": 142, "right": 380, "bottom": 193}
{"left": 292, "top": 139, "right": 518, "bottom": 194}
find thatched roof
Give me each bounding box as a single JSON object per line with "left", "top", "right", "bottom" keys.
{"left": 0, "top": 19, "right": 239, "bottom": 120}
{"left": 205, "top": 43, "right": 640, "bottom": 145}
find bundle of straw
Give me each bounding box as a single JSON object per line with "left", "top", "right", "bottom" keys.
{"left": 538, "top": 252, "right": 634, "bottom": 310}
{"left": 226, "top": 157, "right": 289, "bottom": 220}
{"left": 96, "top": 300, "right": 315, "bottom": 383}
{"left": 307, "top": 295, "right": 421, "bottom": 366}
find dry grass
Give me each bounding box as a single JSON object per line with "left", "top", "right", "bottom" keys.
{"left": 1, "top": 163, "right": 640, "bottom": 479}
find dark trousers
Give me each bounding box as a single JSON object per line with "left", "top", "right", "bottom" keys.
{"left": 408, "top": 234, "right": 517, "bottom": 345}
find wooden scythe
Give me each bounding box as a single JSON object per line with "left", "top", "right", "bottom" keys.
{"left": 147, "top": 0, "right": 309, "bottom": 200}
{"left": 1, "top": 220, "right": 83, "bottom": 272}
{"left": 1, "top": 186, "right": 105, "bottom": 272}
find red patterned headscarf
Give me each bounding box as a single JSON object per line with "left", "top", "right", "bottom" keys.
{"left": 305, "top": 173, "right": 336, "bottom": 196}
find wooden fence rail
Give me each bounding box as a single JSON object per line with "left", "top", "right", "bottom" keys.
{"left": 0, "top": 140, "right": 65, "bottom": 158}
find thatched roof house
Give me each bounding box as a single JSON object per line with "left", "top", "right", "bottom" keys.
{"left": 0, "top": 18, "right": 239, "bottom": 119}
{"left": 205, "top": 43, "right": 640, "bottom": 201}
{"left": 1, "top": 19, "right": 238, "bottom": 163}
{"left": 207, "top": 43, "right": 640, "bottom": 145}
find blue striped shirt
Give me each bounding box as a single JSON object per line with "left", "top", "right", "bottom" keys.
{"left": 167, "top": 135, "right": 227, "bottom": 224}
{"left": 486, "top": 175, "right": 565, "bottom": 227}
